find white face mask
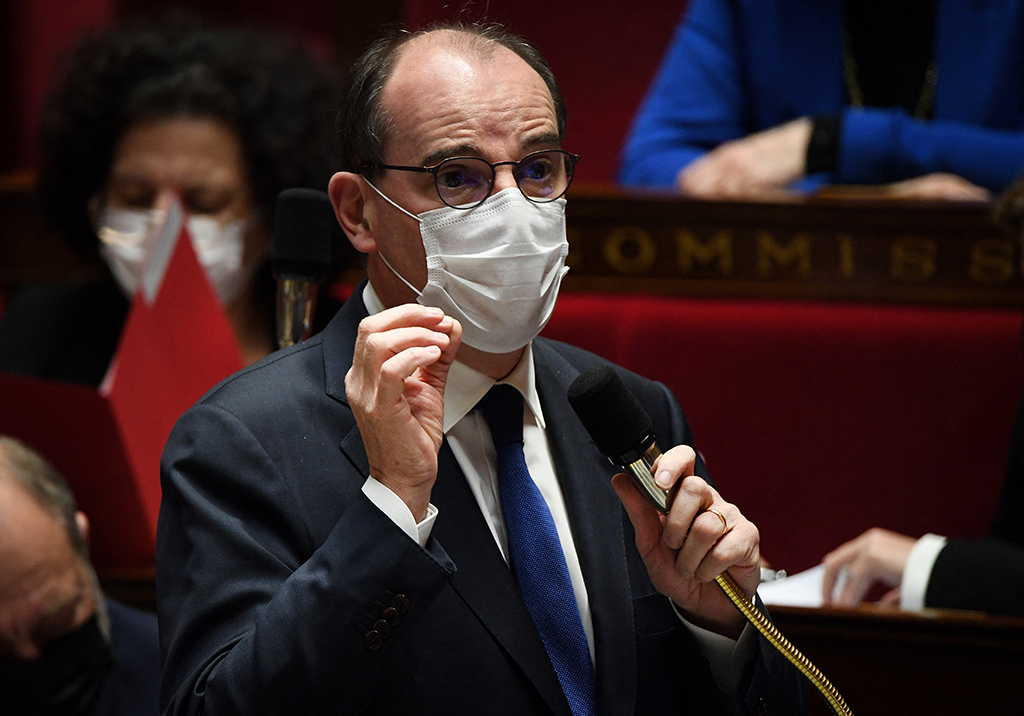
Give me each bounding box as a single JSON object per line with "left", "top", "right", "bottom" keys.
{"left": 367, "top": 183, "right": 570, "bottom": 354}
{"left": 96, "top": 206, "right": 255, "bottom": 306}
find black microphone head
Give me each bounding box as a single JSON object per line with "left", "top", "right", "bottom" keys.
{"left": 271, "top": 188, "right": 334, "bottom": 280}
{"left": 567, "top": 365, "right": 656, "bottom": 462}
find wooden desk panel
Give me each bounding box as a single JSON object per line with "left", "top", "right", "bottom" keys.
{"left": 770, "top": 605, "right": 1024, "bottom": 715}
{"left": 562, "top": 187, "right": 1024, "bottom": 306}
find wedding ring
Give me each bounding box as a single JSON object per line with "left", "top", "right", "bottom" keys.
{"left": 706, "top": 508, "right": 729, "bottom": 533}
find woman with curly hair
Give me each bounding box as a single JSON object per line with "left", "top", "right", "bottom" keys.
{"left": 0, "top": 14, "right": 344, "bottom": 384}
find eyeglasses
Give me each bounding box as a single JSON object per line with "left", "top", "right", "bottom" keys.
{"left": 361, "top": 149, "right": 580, "bottom": 210}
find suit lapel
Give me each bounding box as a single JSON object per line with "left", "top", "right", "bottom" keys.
{"left": 322, "top": 280, "right": 369, "bottom": 405}
{"left": 324, "top": 284, "right": 374, "bottom": 478}
{"left": 431, "top": 439, "right": 572, "bottom": 716}
{"left": 534, "top": 341, "right": 638, "bottom": 716}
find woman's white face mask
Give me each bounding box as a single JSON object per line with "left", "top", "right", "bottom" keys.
{"left": 366, "top": 183, "right": 570, "bottom": 354}
{"left": 96, "top": 205, "right": 256, "bottom": 306}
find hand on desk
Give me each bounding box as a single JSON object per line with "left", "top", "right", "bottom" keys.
{"left": 676, "top": 117, "right": 811, "bottom": 200}
{"left": 675, "top": 113, "right": 991, "bottom": 203}
{"left": 346, "top": 304, "right": 462, "bottom": 521}
{"left": 877, "top": 172, "right": 991, "bottom": 202}
{"left": 613, "top": 445, "right": 761, "bottom": 639}
{"left": 821, "top": 527, "right": 916, "bottom": 607}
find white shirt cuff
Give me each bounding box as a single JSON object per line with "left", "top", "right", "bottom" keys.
{"left": 671, "top": 598, "right": 758, "bottom": 694}
{"left": 900, "top": 533, "right": 948, "bottom": 611}
{"left": 361, "top": 477, "right": 438, "bottom": 548}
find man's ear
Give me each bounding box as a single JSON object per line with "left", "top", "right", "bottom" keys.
{"left": 329, "top": 172, "right": 376, "bottom": 254}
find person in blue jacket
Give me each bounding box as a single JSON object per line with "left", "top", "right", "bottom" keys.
{"left": 619, "top": 0, "right": 1024, "bottom": 201}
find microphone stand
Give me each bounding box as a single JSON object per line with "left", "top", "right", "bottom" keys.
{"left": 276, "top": 277, "right": 319, "bottom": 348}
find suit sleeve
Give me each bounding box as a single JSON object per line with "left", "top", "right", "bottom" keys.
{"left": 924, "top": 538, "right": 1024, "bottom": 617}
{"left": 618, "top": 0, "right": 746, "bottom": 187}
{"left": 924, "top": 387, "right": 1024, "bottom": 617}
{"left": 156, "top": 402, "right": 455, "bottom": 716}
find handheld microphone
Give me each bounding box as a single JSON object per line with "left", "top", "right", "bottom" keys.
{"left": 271, "top": 188, "right": 334, "bottom": 348}
{"left": 566, "top": 365, "right": 854, "bottom": 716}
{"left": 567, "top": 365, "right": 678, "bottom": 513}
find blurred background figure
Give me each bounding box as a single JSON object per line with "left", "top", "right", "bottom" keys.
{"left": 818, "top": 174, "right": 1024, "bottom": 618}
{"left": 619, "top": 0, "right": 1024, "bottom": 201}
{"left": 0, "top": 13, "right": 345, "bottom": 385}
{"left": 0, "top": 435, "right": 159, "bottom": 716}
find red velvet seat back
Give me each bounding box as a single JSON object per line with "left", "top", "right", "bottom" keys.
{"left": 543, "top": 294, "right": 1024, "bottom": 572}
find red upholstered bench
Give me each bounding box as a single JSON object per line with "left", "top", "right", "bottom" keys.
{"left": 541, "top": 293, "right": 1024, "bottom": 573}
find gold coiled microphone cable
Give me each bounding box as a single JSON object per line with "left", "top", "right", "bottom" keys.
{"left": 715, "top": 570, "right": 853, "bottom": 716}
{"left": 567, "top": 366, "right": 855, "bottom": 716}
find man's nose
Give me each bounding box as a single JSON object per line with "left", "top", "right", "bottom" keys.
{"left": 151, "top": 189, "right": 177, "bottom": 212}
{"left": 493, "top": 165, "right": 519, "bottom": 193}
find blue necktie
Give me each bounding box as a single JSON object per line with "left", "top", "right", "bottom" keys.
{"left": 478, "top": 384, "right": 597, "bottom": 716}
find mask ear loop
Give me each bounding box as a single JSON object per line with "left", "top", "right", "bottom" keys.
{"left": 364, "top": 178, "right": 422, "bottom": 223}
{"left": 362, "top": 178, "right": 425, "bottom": 298}
{"left": 376, "top": 251, "right": 424, "bottom": 298}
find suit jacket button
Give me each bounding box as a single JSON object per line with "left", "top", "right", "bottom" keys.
{"left": 364, "top": 630, "right": 384, "bottom": 651}
{"left": 374, "top": 619, "right": 392, "bottom": 639}
{"left": 391, "top": 594, "right": 410, "bottom": 613}
{"left": 382, "top": 607, "right": 400, "bottom": 627}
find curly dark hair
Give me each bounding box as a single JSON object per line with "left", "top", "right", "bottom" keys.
{"left": 36, "top": 13, "right": 342, "bottom": 258}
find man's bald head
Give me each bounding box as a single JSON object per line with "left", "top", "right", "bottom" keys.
{"left": 0, "top": 438, "right": 108, "bottom": 661}
{"left": 338, "top": 22, "right": 567, "bottom": 180}
{"left": 0, "top": 437, "right": 87, "bottom": 561}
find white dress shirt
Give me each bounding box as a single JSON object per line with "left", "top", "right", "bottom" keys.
{"left": 900, "top": 533, "right": 948, "bottom": 610}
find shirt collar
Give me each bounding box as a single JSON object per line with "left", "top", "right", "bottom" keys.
{"left": 362, "top": 282, "right": 546, "bottom": 434}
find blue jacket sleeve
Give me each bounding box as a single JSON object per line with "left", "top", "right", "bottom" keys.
{"left": 839, "top": 107, "right": 1024, "bottom": 192}
{"left": 618, "top": 0, "right": 746, "bottom": 187}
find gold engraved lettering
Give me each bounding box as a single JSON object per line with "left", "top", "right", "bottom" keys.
{"left": 838, "top": 234, "right": 855, "bottom": 278}
{"left": 603, "top": 227, "right": 657, "bottom": 275}
{"left": 890, "top": 238, "right": 936, "bottom": 282}
{"left": 757, "top": 232, "right": 812, "bottom": 278}
{"left": 676, "top": 230, "right": 733, "bottom": 275}
{"left": 969, "top": 239, "right": 1016, "bottom": 285}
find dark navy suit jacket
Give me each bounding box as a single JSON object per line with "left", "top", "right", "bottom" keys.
{"left": 156, "top": 285, "right": 806, "bottom": 715}
{"left": 927, "top": 386, "right": 1024, "bottom": 616}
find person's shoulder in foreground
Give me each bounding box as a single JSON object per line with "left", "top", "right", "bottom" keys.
{"left": 0, "top": 436, "right": 159, "bottom": 716}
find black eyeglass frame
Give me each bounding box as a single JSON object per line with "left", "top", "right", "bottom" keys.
{"left": 360, "top": 149, "right": 580, "bottom": 210}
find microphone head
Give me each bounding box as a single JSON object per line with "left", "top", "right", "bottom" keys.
{"left": 271, "top": 188, "right": 334, "bottom": 280}
{"left": 567, "top": 365, "right": 656, "bottom": 462}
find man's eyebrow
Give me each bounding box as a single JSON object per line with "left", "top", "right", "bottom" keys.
{"left": 421, "top": 145, "right": 479, "bottom": 167}
{"left": 420, "top": 133, "right": 564, "bottom": 168}
{"left": 521, "top": 132, "right": 563, "bottom": 153}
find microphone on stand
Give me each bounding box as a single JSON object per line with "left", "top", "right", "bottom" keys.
{"left": 271, "top": 188, "right": 334, "bottom": 348}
